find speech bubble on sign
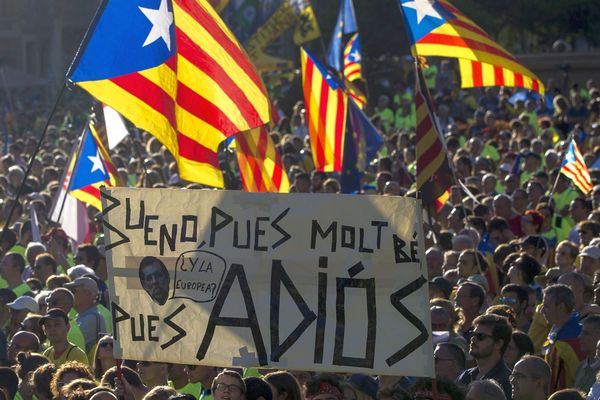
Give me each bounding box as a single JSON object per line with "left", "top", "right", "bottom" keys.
{"left": 171, "top": 250, "right": 226, "bottom": 303}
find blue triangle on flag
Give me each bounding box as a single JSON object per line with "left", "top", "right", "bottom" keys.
{"left": 70, "top": 128, "right": 110, "bottom": 191}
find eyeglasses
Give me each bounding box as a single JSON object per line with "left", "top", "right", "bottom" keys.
{"left": 214, "top": 383, "right": 243, "bottom": 394}
{"left": 99, "top": 341, "right": 113, "bottom": 348}
{"left": 472, "top": 332, "right": 494, "bottom": 341}
{"left": 186, "top": 365, "right": 197, "bottom": 370}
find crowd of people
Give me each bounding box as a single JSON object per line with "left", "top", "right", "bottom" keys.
{"left": 0, "top": 59, "right": 600, "bottom": 400}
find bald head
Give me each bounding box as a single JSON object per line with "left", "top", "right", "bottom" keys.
{"left": 8, "top": 331, "right": 40, "bottom": 362}
{"left": 493, "top": 194, "right": 513, "bottom": 219}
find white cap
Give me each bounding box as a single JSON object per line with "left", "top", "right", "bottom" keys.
{"left": 7, "top": 296, "right": 39, "bottom": 313}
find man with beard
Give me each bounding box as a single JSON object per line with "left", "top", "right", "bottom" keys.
{"left": 139, "top": 256, "right": 170, "bottom": 306}
{"left": 458, "top": 313, "right": 513, "bottom": 399}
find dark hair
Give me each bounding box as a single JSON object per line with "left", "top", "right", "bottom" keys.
{"left": 264, "top": 371, "right": 303, "bottom": 400}
{"left": 472, "top": 313, "right": 513, "bottom": 354}
{"left": 460, "top": 281, "right": 485, "bottom": 308}
{"left": 35, "top": 253, "right": 58, "bottom": 274}
{"left": 488, "top": 217, "right": 510, "bottom": 233}
{"left": 544, "top": 284, "right": 575, "bottom": 313}
{"left": 511, "top": 330, "right": 534, "bottom": 359}
{"left": 513, "top": 253, "right": 542, "bottom": 285}
{"left": 244, "top": 377, "right": 273, "bottom": 400}
{"left": 15, "top": 352, "right": 50, "bottom": 380}
{"left": 411, "top": 377, "right": 464, "bottom": 400}
{"left": 547, "top": 389, "right": 586, "bottom": 400}
{"left": 139, "top": 256, "right": 168, "bottom": 281}
{"left": 78, "top": 244, "right": 103, "bottom": 268}
{"left": 0, "top": 367, "right": 18, "bottom": 399}
{"left": 501, "top": 284, "right": 529, "bottom": 305}
{"left": 436, "top": 342, "right": 466, "bottom": 370}
{"left": 30, "top": 363, "right": 57, "bottom": 400}
{"left": 101, "top": 366, "right": 144, "bottom": 389}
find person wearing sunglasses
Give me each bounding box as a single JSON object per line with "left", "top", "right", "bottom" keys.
{"left": 501, "top": 284, "right": 531, "bottom": 332}
{"left": 212, "top": 370, "right": 246, "bottom": 400}
{"left": 458, "top": 313, "right": 513, "bottom": 400}
{"left": 92, "top": 335, "right": 115, "bottom": 380}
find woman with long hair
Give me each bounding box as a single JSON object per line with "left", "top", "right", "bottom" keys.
{"left": 92, "top": 335, "right": 115, "bottom": 380}
{"left": 264, "top": 371, "right": 304, "bottom": 400}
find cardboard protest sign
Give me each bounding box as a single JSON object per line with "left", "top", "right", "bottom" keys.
{"left": 102, "top": 188, "right": 434, "bottom": 377}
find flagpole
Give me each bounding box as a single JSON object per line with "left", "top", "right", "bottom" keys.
{"left": 547, "top": 134, "right": 573, "bottom": 201}
{"left": 0, "top": 83, "right": 67, "bottom": 242}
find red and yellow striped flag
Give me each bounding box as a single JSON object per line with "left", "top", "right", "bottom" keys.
{"left": 400, "top": 0, "right": 544, "bottom": 94}
{"left": 235, "top": 126, "right": 289, "bottom": 193}
{"left": 300, "top": 48, "right": 348, "bottom": 172}
{"left": 69, "top": 0, "right": 270, "bottom": 188}
{"left": 561, "top": 139, "right": 592, "bottom": 194}
{"left": 415, "top": 65, "right": 453, "bottom": 208}
{"left": 343, "top": 33, "right": 363, "bottom": 82}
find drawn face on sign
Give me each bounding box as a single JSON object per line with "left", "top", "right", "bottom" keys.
{"left": 139, "top": 256, "right": 170, "bottom": 305}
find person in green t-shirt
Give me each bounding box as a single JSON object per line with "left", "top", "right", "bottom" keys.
{"left": 45, "top": 288, "right": 86, "bottom": 352}
{"left": 41, "top": 309, "right": 88, "bottom": 367}
{"left": 185, "top": 365, "right": 218, "bottom": 400}
{"left": 0, "top": 253, "right": 32, "bottom": 297}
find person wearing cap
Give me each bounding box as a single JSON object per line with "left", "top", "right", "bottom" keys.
{"left": 6, "top": 296, "right": 38, "bottom": 338}
{"left": 0, "top": 253, "right": 32, "bottom": 298}
{"left": 45, "top": 288, "right": 86, "bottom": 352}
{"left": 65, "top": 277, "right": 105, "bottom": 353}
{"left": 40, "top": 308, "right": 89, "bottom": 366}
{"left": 578, "top": 246, "right": 600, "bottom": 278}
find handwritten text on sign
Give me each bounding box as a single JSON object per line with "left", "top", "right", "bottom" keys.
{"left": 102, "top": 188, "right": 433, "bottom": 377}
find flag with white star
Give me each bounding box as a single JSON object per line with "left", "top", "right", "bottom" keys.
{"left": 398, "top": 0, "right": 544, "bottom": 94}
{"left": 68, "top": 0, "right": 270, "bottom": 188}
{"left": 343, "top": 33, "right": 362, "bottom": 82}
{"left": 69, "top": 127, "right": 111, "bottom": 191}
{"left": 561, "top": 139, "right": 592, "bottom": 194}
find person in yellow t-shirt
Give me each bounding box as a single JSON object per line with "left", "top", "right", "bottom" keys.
{"left": 40, "top": 308, "right": 89, "bottom": 367}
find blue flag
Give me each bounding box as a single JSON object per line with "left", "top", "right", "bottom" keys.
{"left": 327, "top": 0, "right": 358, "bottom": 72}
{"left": 69, "top": 128, "right": 111, "bottom": 191}
{"left": 341, "top": 100, "right": 384, "bottom": 193}
{"left": 69, "top": 0, "right": 176, "bottom": 82}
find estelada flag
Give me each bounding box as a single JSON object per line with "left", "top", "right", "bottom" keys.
{"left": 399, "top": 0, "right": 544, "bottom": 94}
{"left": 235, "top": 126, "right": 289, "bottom": 193}
{"left": 68, "top": 0, "right": 270, "bottom": 188}
{"left": 68, "top": 124, "right": 120, "bottom": 211}
{"left": 415, "top": 64, "right": 453, "bottom": 208}
{"left": 300, "top": 47, "right": 348, "bottom": 172}
{"left": 561, "top": 139, "right": 592, "bottom": 194}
